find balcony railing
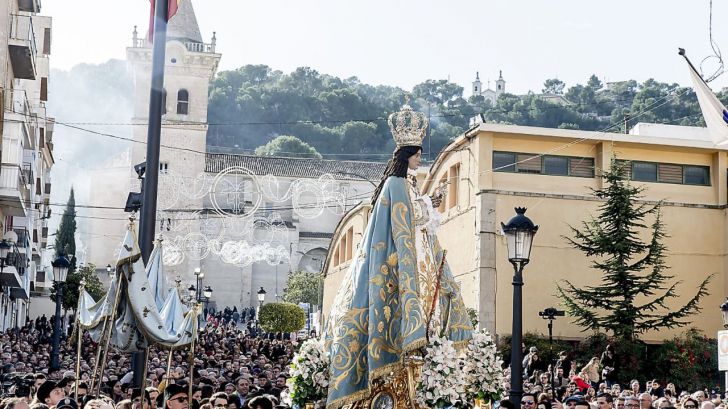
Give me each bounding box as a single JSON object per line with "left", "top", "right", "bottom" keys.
{"left": 14, "top": 228, "right": 30, "bottom": 249}
{"left": 185, "top": 41, "right": 216, "bottom": 53}
{"left": 21, "top": 162, "right": 32, "bottom": 186}
{"left": 8, "top": 14, "right": 37, "bottom": 79}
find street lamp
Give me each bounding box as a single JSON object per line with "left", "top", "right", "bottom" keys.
{"left": 106, "top": 264, "right": 112, "bottom": 274}
{"left": 203, "top": 286, "right": 213, "bottom": 299}
{"left": 257, "top": 286, "right": 266, "bottom": 307}
{"left": 502, "top": 207, "right": 538, "bottom": 406}
{"left": 721, "top": 298, "right": 728, "bottom": 328}
{"left": 50, "top": 254, "right": 71, "bottom": 371}
{"left": 188, "top": 285, "right": 196, "bottom": 304}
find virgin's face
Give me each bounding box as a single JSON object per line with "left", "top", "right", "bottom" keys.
{"left": 407, "top": 150, "right": 422, "bottom": 170}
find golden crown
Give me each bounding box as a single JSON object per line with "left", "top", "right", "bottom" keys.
{"left": 388, "top": 97, "right": 428, "bottom": 148}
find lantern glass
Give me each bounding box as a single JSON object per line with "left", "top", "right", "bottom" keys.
{"left": 721, "top": 298, "right": 728, "bottom": 327}
{"left": 52, "top": 258, "right": 70, "bottom": 283}
{"left": 257, "top": 287, "right": 266, "bottom": 303}
{"left": 188, "top": 285, "right": 196, "bottom": 299}
{"left": 505, "top": 229, "right": 535, "bottom": 262}
{"left": 203, "top": 286, "right": 212, "bottom": 299}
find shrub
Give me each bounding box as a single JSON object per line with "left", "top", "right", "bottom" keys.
{"left": 259, "top": 302, "right": 306, "bottom": 333}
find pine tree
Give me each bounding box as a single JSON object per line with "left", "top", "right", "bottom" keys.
{"left": 557, "top": 162, "right": 712, "bottom": 341}
{"left": 54, "top": 188, "right": 76, "bottom": 258}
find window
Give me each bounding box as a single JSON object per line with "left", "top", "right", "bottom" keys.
{"left": 333, "top": 248, "right": 340, "bottom": 266}
{"left": 438, "top": 174, "right": 447, "bottom": 213}
{"left": 516, "top": 153, "right": 541, "bottom": 174}
{"left": 684, "top": 165, "right": 710, "bottom": 185}
{"left": 658, "top": 163, "right": 682, "bottom": 184}
{"left": 493, "top": 152, "right": 516, "bottom": 172}
{"left": 177, "top": 89, "right": 189, "bottom": 115}
{"left": 43, "top": 28, "right": 51, "bottom": 55}
{"left": 448, "top": 163, "right": 460, "bottom": 209}
{"left": 493, "top": 151, "right": 594, "bottom": 178}
{"left": 570, "top": 158, "right": 595, "bottom": 177}
{"left": 544, "top": 156, "right": 568, "bottom": 176}
{"left": 160, "top": 162, "right": 169, "bottom": 173}
{"left": 618, "top": 160, "right": 710, "bottom": 185}
{"left": 346, "top": 227, "right": 354, "bottom": 261}
{"left": 161, "top": 89, "right": 167, "bottom": 115}
{"left": 632, "top": 162, "right": 657, "bottom": 182}
{"left": 339, "top": 233, "right": 347, "bottom": 266}
{"left": 40, "top": 77, "right": 48, "bottom": 101}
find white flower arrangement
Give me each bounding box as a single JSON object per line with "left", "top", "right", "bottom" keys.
{"left": 417, "top": 336, "right": 469, "bottom": 408}
{"left": 286, "top": 338, "right": 329, "bottom": 408}
{"left": 463, "top": 330, "right": 506, "bottom": 403}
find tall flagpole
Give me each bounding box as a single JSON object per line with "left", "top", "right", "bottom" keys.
{"left": 134, "top": 0, "right": 170, "bottom": 389}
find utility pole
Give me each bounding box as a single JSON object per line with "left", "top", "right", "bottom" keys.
{"left": 133, "top": 0, "right": 170, "bottom": 390}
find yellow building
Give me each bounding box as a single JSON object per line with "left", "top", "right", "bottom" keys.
{"left": 322, "top": 122, "right": 726, "bottom": 343}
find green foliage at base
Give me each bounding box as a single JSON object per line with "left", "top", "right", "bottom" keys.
{"left": 259, "top": 302, "right": 306, "bottom": 333}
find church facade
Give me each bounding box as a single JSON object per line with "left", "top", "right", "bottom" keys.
{"left": 82, "top": 0, "right": 383, "bottom": 312}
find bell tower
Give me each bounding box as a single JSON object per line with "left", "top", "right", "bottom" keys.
{"left": 495, "top": 70, "right": 506, "bottom": 98}
{"left": 472, "top": 71, "right": 482, "bottom": 96}
{"left": 126, "top": 0, "right": 221, "bottom": 180}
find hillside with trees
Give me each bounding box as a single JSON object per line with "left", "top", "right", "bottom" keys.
{"left": 207, "top": 65, "right": 715, "bottom": 160}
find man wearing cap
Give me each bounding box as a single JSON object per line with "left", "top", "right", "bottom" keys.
{"left": 57, "top": 397, "right": 79, "bottom": 409}
{"left": 164, "top": 384, "right": 189, "bottom": 409}
{"left": 36, "top": 380, "right": 66, "bottom": 407}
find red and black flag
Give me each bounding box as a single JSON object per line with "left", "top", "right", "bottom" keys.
{"left": 148, "top": 0, "right": 180, "bottom": 42}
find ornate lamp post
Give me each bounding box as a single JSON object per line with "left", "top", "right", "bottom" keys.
{"left": 203, "top": 285, "right": 212, "bottom": 318}
{"left": 50, "top": 254, "right": 71, "bottom": 371}
{"left": 502, "top": 207, "right": 538, "bottom": 406}
{"left": 256, "top": 287, "right": 266, "bottom": 333}
{"left": 257, "top": 286, "right": 266, "bottom": 308}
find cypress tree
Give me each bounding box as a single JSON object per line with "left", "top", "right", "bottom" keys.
{"left": 54, "top": 188, "right": 76, "bottom": 258}
{"left": 557, "top": 161, "right": 712, "bottom": 341}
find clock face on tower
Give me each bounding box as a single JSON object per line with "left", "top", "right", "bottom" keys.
{"left": 371, "top": 392, "right": 394, "bottom": 409}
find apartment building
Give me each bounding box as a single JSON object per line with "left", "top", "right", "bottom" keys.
{"left": 0, "top": 0, "right": 54, "bottom": 329}
{"left": 323, "top": 122, "right": 726, "bottom": 343}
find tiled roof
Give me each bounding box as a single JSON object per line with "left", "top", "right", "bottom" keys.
{"left": 299, "top": 232, "right": 333, "bottom": 239}
{"left": 205, "top": 153, "right": 386, "bottom": 181}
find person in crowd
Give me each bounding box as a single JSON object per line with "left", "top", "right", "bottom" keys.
{"left": 581, "top": 357, "right": 601, "bottom": 389}
{"left": 522, "top": 393, "right": 538, "bottom": 409}
{"left": 639, "top": 393, "right": 655, "bottom": 409}
{"left": 36, "top": 380, "right": 66, "bottom": 407}
{"left": 601, "top": 345, "right": 617, "bottom": 388}
{"left": 246, "top": 396, "right": 273, "bottom": 409}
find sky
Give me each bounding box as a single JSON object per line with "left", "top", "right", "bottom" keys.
{"left": 43, "top": 0, "right": 728, "bottom": 94}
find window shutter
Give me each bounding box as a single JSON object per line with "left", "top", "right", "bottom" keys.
{"left": 516, "top": 154, "right": 541, "bottom": 173}
{"left": 570, "top": 158, "right": 595, "bottom": 177}
{"left": 658, "top": 164, "right": 683, "bottom": 184}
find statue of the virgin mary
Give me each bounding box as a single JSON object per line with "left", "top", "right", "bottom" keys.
{"left": 324, "top": 100, "right": 472, "bottom": 409}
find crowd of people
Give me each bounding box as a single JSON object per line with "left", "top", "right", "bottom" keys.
{"left": 511, "top": 344, "right": 724, "bottom": 409}
{"left": 0, "top": 311, "right": 300, "bottom": 409}
{"left": 0, "top": 313, "right": 724, "bottom": 409}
